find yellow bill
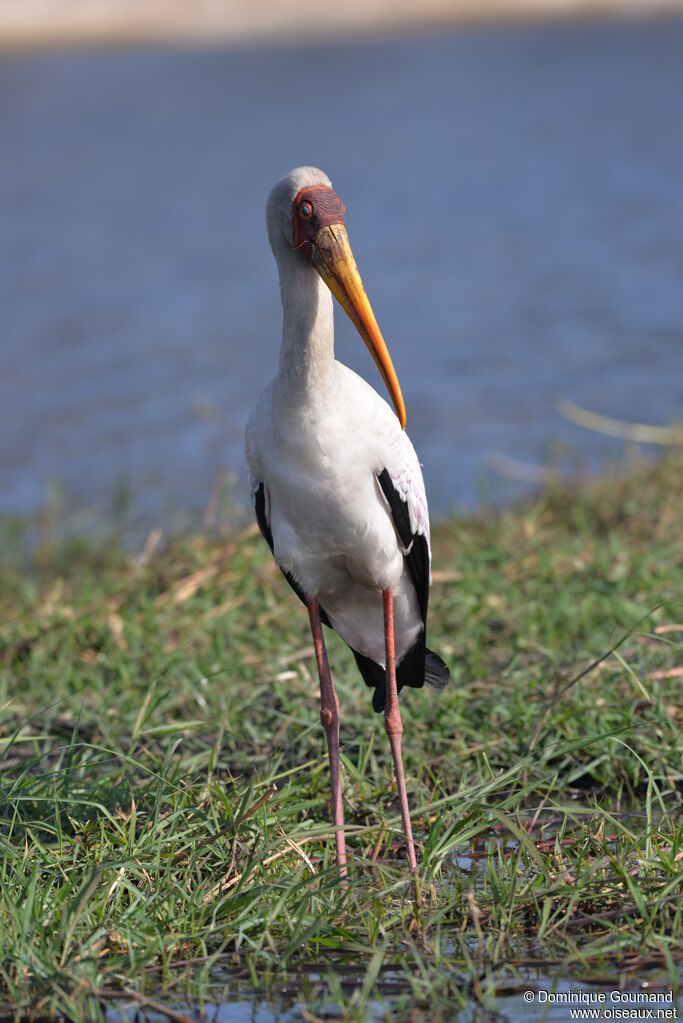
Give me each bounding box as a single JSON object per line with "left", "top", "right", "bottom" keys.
{"left": 310, "top": 224, "right": 406, "bottom": 429}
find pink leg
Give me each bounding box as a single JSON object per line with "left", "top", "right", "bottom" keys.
{"left": 383, "top": 589, "right": 418, "bottom": 872}
{"left": 307, "top": 598, "right": 347, "bottom": 876}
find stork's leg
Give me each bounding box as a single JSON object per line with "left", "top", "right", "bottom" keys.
{"left": 307, "top": 598, "right": 347, "bottom": 876}
{"left": 382, "top": 589, "right": 418, "bottom": 872}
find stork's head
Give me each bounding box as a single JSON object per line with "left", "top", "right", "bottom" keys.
{"left": 266, "top": 166, "right": 406, "bottom": 429}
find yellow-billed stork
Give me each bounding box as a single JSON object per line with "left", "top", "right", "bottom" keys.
{"left": 245, "top": 167, "right": 449, "bottom": 874}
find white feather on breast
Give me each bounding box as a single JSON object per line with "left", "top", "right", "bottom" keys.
{"left": 245, "top": 362, "right": 430, "bottom": 665}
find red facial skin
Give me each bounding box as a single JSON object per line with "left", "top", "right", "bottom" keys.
{"left": 292, "top": 185, "right": 347, "bottom": 258}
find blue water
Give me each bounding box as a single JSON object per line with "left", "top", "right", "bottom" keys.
{"left": 1, "top": 17, "right": 682, "bottom": 528}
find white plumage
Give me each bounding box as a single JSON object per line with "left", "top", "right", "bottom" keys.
{"left": 244, "top": 165, "right": 448, "bottom": 875}
{"left": 245, "top": 166, "right": 429, "bottom": 669}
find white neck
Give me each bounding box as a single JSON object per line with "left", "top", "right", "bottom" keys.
{"left": 276, "top": 247, "right": 335, "bottom": 404}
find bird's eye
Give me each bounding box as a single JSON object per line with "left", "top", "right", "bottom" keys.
{"left": 299, "top": 201, "right": 313, "bottom": 220}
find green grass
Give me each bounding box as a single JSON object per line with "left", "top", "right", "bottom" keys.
{"left": 0, "top": 453, "right": 681, "bottom": 1021}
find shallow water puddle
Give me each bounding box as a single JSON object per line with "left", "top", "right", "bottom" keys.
{"left": 104, "top": 965, "right": 680, "bottom": 1022}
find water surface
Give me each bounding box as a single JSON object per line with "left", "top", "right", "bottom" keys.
{"left": 2, "top": 18, "right": 682, "bottom": 526}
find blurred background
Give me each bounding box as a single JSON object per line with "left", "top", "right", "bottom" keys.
{"left": 2, "top": 0, "right": 682, "bottom": 536}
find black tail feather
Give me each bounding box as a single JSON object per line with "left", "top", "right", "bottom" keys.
{"left": 351, "top": 649, "right": 387, "bottom": 712}
{"left": 352, "top": 640, "right": 450, "bottom": 713}
{"left": 424, "top": 648, "right": 450, "bottom": 689}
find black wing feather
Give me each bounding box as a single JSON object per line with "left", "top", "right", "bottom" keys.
{"left": 254, "top": 478, "right": 448, "bottom": 713}
{"left": 377, "top": 468, "right": 429, "bottom": 621}
{"left": 254, "top": 482, "right": 274, "bottom": 549}
{"left": 253, "top": 482, "right": 331, "bottom": 627}
{"left": 348, "top": 470, "right": 449, "bottom": 712}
